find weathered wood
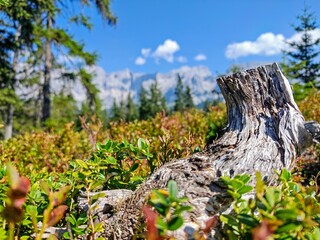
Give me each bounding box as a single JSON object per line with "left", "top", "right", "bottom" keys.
{"left": 99, "top": 63, "right": 319, "bottom": 239}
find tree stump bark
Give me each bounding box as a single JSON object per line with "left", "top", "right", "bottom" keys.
{"left": 101, "top": 63, "right": 319, "bottom": 239}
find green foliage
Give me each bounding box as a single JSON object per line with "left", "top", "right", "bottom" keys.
{"left": 0, "top": 163, "right": 69, "bottom": 240}
{"left": 107, "top": 107, "right": 227, "bottom": 171}
{"left": 281, "top": 6, "right": 320, "bottom": 86}
{"left": 0, "top": 123, "right": 92, "bottom": 174}
{"left": 110, "top": 93, "right": 139, "bottom": 122}
{"left": 126, "top": 93, "right": 139, "bottom": 122}
{"left": 92, "top": 138, "right": 153, "bottom": 190}
{"left": 139, "top": 80, "right": 167, "bottom": 120}
{"left": 220, "top": 169, "right": 320, "bottom": 239}
{"left": 144, "top": 180, "right": 192, "bottom": 237}
{"left": 174, "top": 74, "right": 195, "bottom": 112}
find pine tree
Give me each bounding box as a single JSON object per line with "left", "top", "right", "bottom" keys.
{"left": 126, "top": 93, "right": 139, "bottom": 122}
{"left": 282, "top": 6, "right": 320, "bottom": 86}
{"left": 139, "top": 86, "right": 150, "bottom": 120}
{"left": 174, "top": 74, "right": 185, "bottom": 112}
{"left": 110, "top": 99, "right": 126, "bottom": 122}
{"left": 149, "top": 80, "right": 166, "bottom": 117}
{"left": 184, "top": 86, "right": 195, "bottom": 109}
{"left": 0, "top": 0, "right": 117, "bottom": 138}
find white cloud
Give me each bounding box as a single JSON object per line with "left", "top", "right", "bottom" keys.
{"left": 194, "top": 54, "right": 207, "bottom": 61}
{"left": 135, "top": 39, "right": 182, "bottom": 64}
{"left": 176, "top": 56, "right": 187, "bottom": 63}
{"left": 135, "top": 57, "right": 146, "bottom": 65}
{"left": 287, "top": 28, "right": 320, "bottom": 44}
{"left": 152, "top": 39, "right": 180, "bottom": 63}
{"left": 141, "top": 48, "right": 151, "bottom": 58}
{"left": 225, "top": 29, "right": 320, "bottom": 59}
{"left": 225, "top": 32, "right": 285, "bottom": 59}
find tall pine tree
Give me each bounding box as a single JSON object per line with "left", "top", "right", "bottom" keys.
{"left": 149, "top": 80, "right": 166, "bottom": 117}
{"left": 282, "top": 6, "right": 320, "bottom": 86}
{"left": 173, "top": 74, "right": 195, "bottom": 112}
{"left": 126, "top": 93, "right": 139, "bottom": 122}
{"left": 139, "top": 86, "right": 150, "bottom": 120}
{"left": 184, "top": 86, "right": 195, "bottom": 109}
{"left": 174, "top": 74, "right": 185, "bottom": 112}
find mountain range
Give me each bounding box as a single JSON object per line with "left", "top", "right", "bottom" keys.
{"left": 54, "top": 65, "right": 220, "bottom": 110}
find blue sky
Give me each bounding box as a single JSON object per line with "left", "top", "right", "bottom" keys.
{"left": 68, "top": 0, "right": 320, "bottom": 74}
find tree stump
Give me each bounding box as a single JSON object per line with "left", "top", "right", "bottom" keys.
{"left": 101, "top": 63, "right": 320, "bottom": 239}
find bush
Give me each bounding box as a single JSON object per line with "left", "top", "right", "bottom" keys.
{"left": 0, "top": 123, "right": 92, "bottom": 175}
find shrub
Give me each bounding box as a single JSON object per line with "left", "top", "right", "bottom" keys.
{"left": 220, "top": 169, "right": 320, "bottom": 239}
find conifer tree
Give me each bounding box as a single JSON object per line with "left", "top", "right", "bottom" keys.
{"left": 282, "top": 6, "right": 320, "bottom": 86}
{"left": 139, "top": 86, "right": 150, "bottom": 120}
{"left": 174, "top": 74, "right": 185, "bottom": 112}
{"left": 184, "top": 86, "right": 195, "bottom": 109}
{"left": 149, "top": 80, "right": 166, "bottom": 117}
{"left": 126, "top": 93, "right": 138, "bottom": 122}
{"left": 111, "top": 99, "right": 126, "bottom": 122}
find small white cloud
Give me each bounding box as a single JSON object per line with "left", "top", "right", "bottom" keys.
{"left": 135, "top": 57, "right": 146, "bottom": 65}
{"left": 194, "top": 54, "right": 207, "bottom": 61}
{"left": 176, "top": 56, "right": 187, "bottom": 63}
{"left": 141, "top": 48, "right": 151, "bottom": 58}
{"left": 153, "top": 39, "right": 180, "bottom": 63}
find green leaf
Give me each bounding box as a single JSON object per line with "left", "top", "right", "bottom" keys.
{"left": 237, "top": 214, "right": 258, "bottom": 227}
{"left": 66, "top": 214, "right": 76, "bottom": 226}
{"left": 256, "top": 172, "right": 265, "bottom": 198}
{"left": 0, "top": 229, "right": 7, "bottom": 240}
{"left": 275, "top": 209, "right": 299, "bottom": 221}
{"left": 230, "top": 179, "right": 244, "bottom": 189}
{"left": 280, "top": 169, "right": 291, "bottom": 182}
{"left": 174, "top": 205, "right": 192, "bottom": 215}
{"left": 91, "top": 192, "right": 106, "bottom": 202}
{"left": 220, "top": 214, "right": 238, "bottom": 226}
{"left": 276, "top": 223, "right": 300, "bottom": 233}
{"left": 130, "top": 162, "right": 139, "bottom": 172}
{"left": 237, "top": 185, "right": 253, "bottom": 195}
{"left": 6, "top": 162, "right": 19, "bottom": 188}
{"left": 168, "top": 180, "right": 178, "bottom": 199}
{"left": 156, "top": 217, "right": 168, "bottom": 230}
{"left": 236, "top": 174, "right": 251, "bottom": 184}
{"left": 265, "top": 188, "right": 276, "bottom": 208}
{"left": 168, "top": 216, "right": 184, "bottom": 231}
{"left": 40, "top": 181, "right": 51, "bottom": 195}
{"left": 62, "top": 232, "right": 70, "bottom": 239}
{"left": 94, "top": 222, "right": 104, "bottom": 232}
{"left": 106, "top": 156, "right": 117, "bottom": 165}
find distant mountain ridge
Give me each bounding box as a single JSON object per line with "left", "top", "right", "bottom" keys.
{"left": 67, "top": 65, "right": 219, "bottom": 109}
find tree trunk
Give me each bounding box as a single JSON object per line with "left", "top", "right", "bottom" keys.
{"left": 41, "top": 13, "right": 52, "bottom": 123}
{"left": 4, "top": 24, "right": 21, "bottom": 140}
{"left": 100, "top": 63, "right": 319, "bottom": 239}
{"left": 4, "top": 105, "right": 14, "bottom": 140}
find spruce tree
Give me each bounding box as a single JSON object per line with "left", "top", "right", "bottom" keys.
{"left": 150, "top": 80, "right": 166, "bottom": 117}
{"left": 184, "top": 86, "right": 195, "bottom": 109}
{"left": 111, "top": 99, "right": 125, "bottom": 122}
{"left": 126, "top": 93, "right": 139, "bottom": 122}
{"left": 174, "top": 74, "right": 185, "bottom": 112}
{"left": 139, "top": 86, "right": 150, "bottom": 120}
{"left": 282, "top": 6, "right": 320, "bottom": 86}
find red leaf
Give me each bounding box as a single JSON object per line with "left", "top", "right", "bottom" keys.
{"left": 52, "top": 186, "right": 71, "bottom": 206}
{"left": 47, "top": 205, "right": 68, "bottom": 227}
{"left": 203, "top": 216, "right": 218, "bottom": 234}
{"left": 252, "top": 220, "right": 274, "bottom": 240}
{"left": 2, "top": 205, "right": 24, "bottom": 223}
{"left": 142, "top": 205, "right": 160, "bottom": 240}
